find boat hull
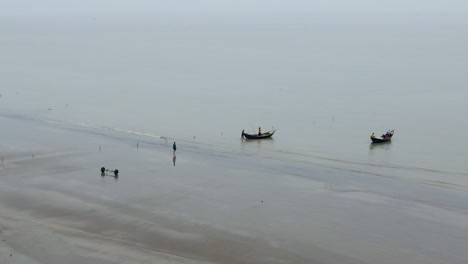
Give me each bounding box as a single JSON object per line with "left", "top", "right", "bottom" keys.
{"left": 242, "top": 130, "right": 276, "bottom": 139}
{"left": 371, "top": 137, "right": 392, "bottom": 143}
{"left": 371, "top": 130, "right": 394, "bottom": 143}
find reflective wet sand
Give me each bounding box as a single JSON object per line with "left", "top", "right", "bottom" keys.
{"left": 1, "top": 116, "right": 468, "bottom": 264}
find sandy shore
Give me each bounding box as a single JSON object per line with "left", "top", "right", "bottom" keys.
{"left": 1, "top": 115, "right": 468, "bottom": 264}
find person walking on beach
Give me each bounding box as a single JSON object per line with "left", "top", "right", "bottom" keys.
{"left": 173, "top": 142, "right": 177, "bottom": 153}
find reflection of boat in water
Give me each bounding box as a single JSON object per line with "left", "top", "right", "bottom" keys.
{"left": 369, "top": 140, "right": 392, "bottom": 150}
{"left": 242, "top": 129, "right": 276, "bottom": 139}
{"left": 371, "top": 129, "right": 394, "bottom": 143}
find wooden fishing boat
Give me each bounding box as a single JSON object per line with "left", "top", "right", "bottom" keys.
{"left": 371, "top": 129, "right": 394, "bottom": 143}
{"left": 242, "top": 129, "right": 276, "bottom": 139}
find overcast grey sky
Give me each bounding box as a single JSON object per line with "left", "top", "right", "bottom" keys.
{"left": 2, "top": 0, "right": 467, "bottom": 16}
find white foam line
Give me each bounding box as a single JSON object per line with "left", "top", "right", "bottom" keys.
{"left": 45, "top": 119, "right": 170, "bottom": 141}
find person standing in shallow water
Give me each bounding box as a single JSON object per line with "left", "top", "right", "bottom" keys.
{"left": 173, "top": 142, "right": 177, "bottom": 153}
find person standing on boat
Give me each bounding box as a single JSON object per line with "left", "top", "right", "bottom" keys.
{"left": 258, "top": 127, "right": 262, "bottom": 136}
{"left": 371, "top": 133, "right": 376, "bottom": 138}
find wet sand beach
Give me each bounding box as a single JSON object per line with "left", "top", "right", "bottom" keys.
{"left": 1, "top": 115, "right": 468, "bottom": 264}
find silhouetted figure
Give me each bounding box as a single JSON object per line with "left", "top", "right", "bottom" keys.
{"left": 258, "top": 127, "right": 262, "bottom": 136}
{"left": 173, "top": 142, "right": 177, "bottom": 153}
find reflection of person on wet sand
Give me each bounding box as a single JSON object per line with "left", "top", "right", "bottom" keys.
{"left": 173, "top": 155, "right": 176, "bottom": 166}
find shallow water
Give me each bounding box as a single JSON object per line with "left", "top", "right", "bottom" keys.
{"left": 1, "top": 114, "right": 468, "bottom": 264}
{"left": 1, "top": 14, "right": 467, "bottom": 178}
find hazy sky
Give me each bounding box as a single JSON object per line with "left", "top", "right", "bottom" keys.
{"left": 2, "top": 0, "right": 467, "bottom": 16}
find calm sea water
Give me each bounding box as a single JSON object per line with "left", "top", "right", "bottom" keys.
{"left": 1, "top": 15, "right": 467, "bottom": 179}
